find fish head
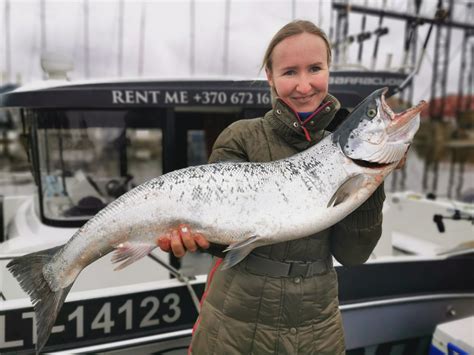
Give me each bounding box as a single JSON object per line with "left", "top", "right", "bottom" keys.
{"left": 333, "top": 87, "right": 427, "bottom": 167}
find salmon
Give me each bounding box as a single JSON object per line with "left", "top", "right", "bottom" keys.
{"left": 7, "top": 87, "right": 426, "bottom": 352}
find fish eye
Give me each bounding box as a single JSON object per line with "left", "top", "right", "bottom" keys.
{"left": 367, "top": 108, "right": 377, "bottom": 118}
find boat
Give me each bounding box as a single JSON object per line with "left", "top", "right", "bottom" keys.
{"left": 0, "top": 77, "right": 473, "bottom": 354}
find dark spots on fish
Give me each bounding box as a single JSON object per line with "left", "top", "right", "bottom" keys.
{"left": 237, "top": 185, "right": 246, "bottom": 193}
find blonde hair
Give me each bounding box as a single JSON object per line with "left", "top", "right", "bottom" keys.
{"left": 262, "top": 20, "right": 332, "bottom": 105}
{"left": 262, "top": 20, "right": 332, "bottom": 72}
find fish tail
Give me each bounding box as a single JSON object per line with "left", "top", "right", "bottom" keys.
{"left": 7, "top": 246, "right": 72, "bottom": 353}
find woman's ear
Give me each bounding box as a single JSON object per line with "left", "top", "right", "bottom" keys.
{"left": 265, "top": 67, "right": 273, "bottom": 88}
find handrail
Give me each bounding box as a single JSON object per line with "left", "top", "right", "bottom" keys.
{"left": 147, "top": 253, "right": 201, "bottom": 314}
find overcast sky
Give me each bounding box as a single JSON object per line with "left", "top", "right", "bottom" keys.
{"left": 0, "top": 0, "right": 472, "bottom": 104}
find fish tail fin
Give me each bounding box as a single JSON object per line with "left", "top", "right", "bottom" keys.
{"left": 7, "top": 246, "right": 72, "bottom": 353}
{"left": 221, "top": 235, "right": 259, "bottom": 270}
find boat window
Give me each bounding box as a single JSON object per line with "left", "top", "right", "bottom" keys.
{"left": 35, "top": 109, "right": 164, "bottom": 222}
{"left": 187, "top": 130, "right": 207, "bottom": 166}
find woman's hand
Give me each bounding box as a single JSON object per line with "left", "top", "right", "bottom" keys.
{"left": 157, "top": 224, "right": 210, "bottom": 257}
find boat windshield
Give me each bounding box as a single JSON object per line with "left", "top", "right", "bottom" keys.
{"left": 34, "top": 109, "right": 164, "bottom": 222}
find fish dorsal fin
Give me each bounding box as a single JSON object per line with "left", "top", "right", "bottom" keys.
{"left": 221, "top": 235, "right": 259, "bottom": 270}
{"left": 112, "top": 242, "right": 155, "bottom": 270}
{"left": 327, "top": 174, "right": 366, "bottom": 208}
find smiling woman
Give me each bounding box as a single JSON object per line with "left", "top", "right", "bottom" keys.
{"left": 157, "top": 20, "right": 389, "bottom": 355}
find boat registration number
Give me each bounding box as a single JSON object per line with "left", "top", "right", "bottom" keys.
{"left": 0, "top": 282, "right": 205, "bottom": 352}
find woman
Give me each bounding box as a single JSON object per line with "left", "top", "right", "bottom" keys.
{"left": 159, "top": 20, "right": 386, "bottom": 354}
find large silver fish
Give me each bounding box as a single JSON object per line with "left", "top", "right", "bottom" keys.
{"left": 8, "top": 88, "right": 426, "bottom": 352}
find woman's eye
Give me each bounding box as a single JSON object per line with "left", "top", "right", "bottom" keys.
{"left": 310, "top": 66, "right": 321, "bottom": 73}
{"left": 283, "top": 70, "right": 296, "bottom": 76}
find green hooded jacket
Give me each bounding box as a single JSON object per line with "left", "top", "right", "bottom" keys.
{"left": 189, "top": 94, "right": 385, "bottom": 355}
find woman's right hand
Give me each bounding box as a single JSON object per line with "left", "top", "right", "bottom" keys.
{"left": 157, "top": 224, "right": 210, "bottom": 257}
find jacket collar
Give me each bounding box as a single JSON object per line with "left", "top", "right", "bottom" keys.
{"left": 265, "top": 93, "right": 341, "bottom": 151}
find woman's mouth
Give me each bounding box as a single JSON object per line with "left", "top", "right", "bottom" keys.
{"left": 292, "top": 93, "right": 316, "bottom": 103}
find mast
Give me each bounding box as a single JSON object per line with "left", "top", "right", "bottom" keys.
{"left": 83, "top": 0, "right": 90, "bottom": 78}
{"left": 398, "top": 0, "right": 423, "bottom": 192}
{"left": 138, "top": 1, "right": 147, "bottom": 77}
{"left": 333, "top": 0, "right": 349, "bottom": 67}
{"left": 450, "top": 1, "right": 474, "bottom": 199}
{"left": 401, "top": 0, "right": 422, "bottom": 106}
{"left": 40, "top": 0, "right": 46, "bottom": 52}
{"left": 223, "top": 0, "right": 231, "bottom": 75}
{"left": 456, "top": 1, "right": 474, "bottom": 117}
{"left": 3, "top": 0, "right": 11, "bottom": 84}
{"left": 371, "top": 0, "right": 388, "bottom": 69}
{"left": 357, "top": 0, "right": 368, "bottom": 65}
{"left": 429, "top": 0, "right": 453, "bottom": 123}
{"left": 40, "top": 0, "right": 47, "bottom": 79}
{"left": 189, "top": 0, "right": 195, "bottom": 76}
{"left": 318, "top": 0, "right": 323, "bottom": 27}
{"left": 117, "top": 0, "right": 124, "bottom": 77}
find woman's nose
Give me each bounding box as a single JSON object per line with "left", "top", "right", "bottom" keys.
{"left": 296, "top": 77, "right": 312, "bottom": 94}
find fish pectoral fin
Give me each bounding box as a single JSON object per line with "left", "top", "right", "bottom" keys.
{"left": 327, "top": 174, "right": 367, "bottom": 208}
{"left": 112, "top": 242, "right": 155, "bottom": 271}
{"left": 221, "top": 235, "right": 259, "bottom": 270}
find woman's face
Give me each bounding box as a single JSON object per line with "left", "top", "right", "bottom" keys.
{"left": 266, "top": 32, "right": 329, "bottom": 112}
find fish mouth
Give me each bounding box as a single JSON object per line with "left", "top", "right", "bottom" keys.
{"left": 351, "top": 159, "right": 392, "bottom": 169}
{"left": 381, "top": 89, "right": 427, "bottom": 136}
